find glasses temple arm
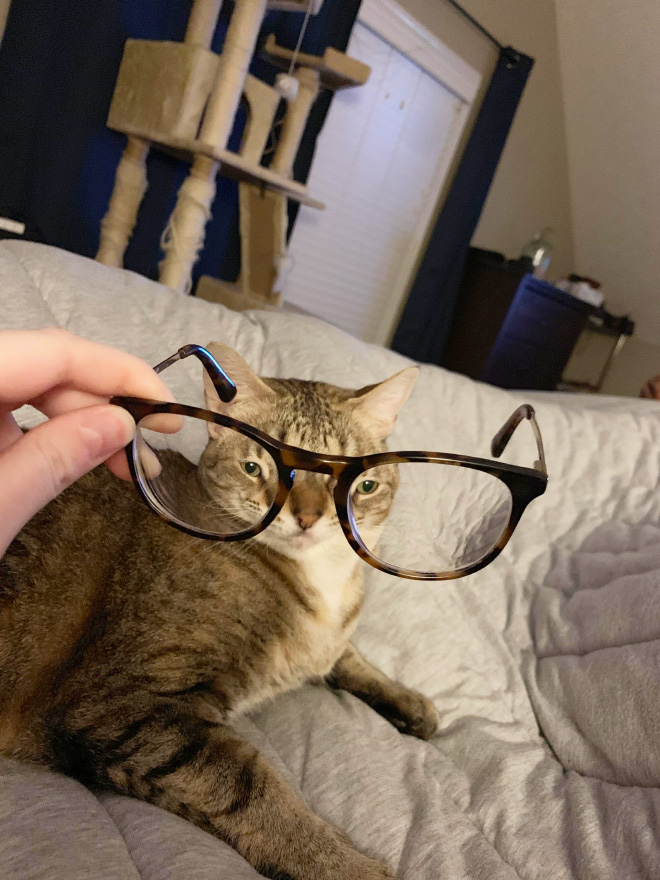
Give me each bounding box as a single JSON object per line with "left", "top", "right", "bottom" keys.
{"left": 152, "top": 344, "right": 237, "bottom": 403}
{"left": 490, "top": 404, "right": 547, "bottom": 474}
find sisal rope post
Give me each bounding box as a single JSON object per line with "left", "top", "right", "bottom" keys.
{"left": 185, "top": 0, "right": 223, "bottom": 47}
{"left": 96, "top": 136, "right": 150, "bottom": 267}
{"left": 270, "top": 66, "right": 320, "bottom": 177}
{"left": 264, "top": 66, "right": 319, "bottom": 302}
{"left": 158, "top": 0, "right": 224, "bottom": 289}
{"left": 199, "top": 0, "right": 268, "bottom": 148}
{"left": 97, "top": 0, "right": 224, "bottom": 269}
{"left": 158, "top": 155, "right": 218, "bottom": 293}
{"left": 159, "top": 0, "right": 268, "bottom": 293}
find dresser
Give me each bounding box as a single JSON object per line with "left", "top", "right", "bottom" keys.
{"left": 441, "top": 249, "right": 593, "bottom": 391}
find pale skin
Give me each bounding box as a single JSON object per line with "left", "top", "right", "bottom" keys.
{"left": 0, "top": 328, "right": 175, "bottom": 557}
{"left": 0, "top": 328, "right": 437, "bottom": 879}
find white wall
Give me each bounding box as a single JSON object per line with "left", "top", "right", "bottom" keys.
{"left": 393, "top": 0, "right": 494, "bottom": 77}
{"left": 465, "top": 0, "right": 575, "bottom": 279}
{"left": 397, "top": 0, "right": 658, "bottom": 396}
{"left": 0, "top": 0, "right": 11, "bottom": 48}
{"left": 555, "top": 0, "right": 660, "bottom": 347}
{"left": 396, "top": 0, "right": 576, "bottom": 279}
{"left": 554, "top": 0, "right": 660, "bottom": 393}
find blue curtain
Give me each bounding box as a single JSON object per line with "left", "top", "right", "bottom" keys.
{"left": 391, "top": 47, "right": 534, "bottom": 364}
{"left": 0, "top": 0, "right": 359, "bottom": 287}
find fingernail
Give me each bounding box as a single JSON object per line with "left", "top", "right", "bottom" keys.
{"left": 79, "top": 405, "right": 136, "bottom": 459}
{"left": 76, "top": 407, "right": 136, "bottom": 467}
{"left": 109, "top": 406, "right": 137, "bottom": 445}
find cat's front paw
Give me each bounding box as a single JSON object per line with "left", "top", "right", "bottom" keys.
{"left": 321, "top": 831, "right": 396, "bottom": 880}
{"left": 364, "top": 858, "right": 397, "bottom": 879}
{"left": 347, "top": 854, "right": 396, "bottom": 879}
{"left": 387, "top": 689, "right": 439, "bottom": 740}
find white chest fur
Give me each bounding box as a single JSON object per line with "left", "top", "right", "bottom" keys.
{"left": 299, "top": 537, "right": 360, "bottom": 626}
{"left": 231, "top": 538, "right": 363, "bottom": 717}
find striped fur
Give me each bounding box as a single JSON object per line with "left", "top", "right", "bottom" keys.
{"left": 0, "top": 353, "right": 435, "bottom": 880}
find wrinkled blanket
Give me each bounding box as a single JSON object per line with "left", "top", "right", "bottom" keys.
{"left": 1, "top": 241, "right": 660, "bottom": 880}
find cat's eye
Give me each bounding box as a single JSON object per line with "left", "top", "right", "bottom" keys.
{"left": 118, "top": 347, "right": 547, "bottom": 581}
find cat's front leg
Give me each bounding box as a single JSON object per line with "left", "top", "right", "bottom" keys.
{"left": 327, "top": 643, "right": 439, "bottom": 740}
{"left": 59, "top": 698, "right": 395, "bottom": 880}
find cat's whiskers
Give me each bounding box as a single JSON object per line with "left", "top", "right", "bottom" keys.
{"left": 4, "top": 351, "right": 425, "bottom": 880}
{"left": 165, "top": 533, "right": 243, "bottom": 582}
{"left": 197, "top": 495, "right": 267, "bottom": 520}
{"left": 163, "top": 533, "right": 208, "bottom": 576}
{"left": 254, "top": 530, "right": 277, "bottom": 564}
{"left": 215, "top": 538, "right": 260, "bottom": 567}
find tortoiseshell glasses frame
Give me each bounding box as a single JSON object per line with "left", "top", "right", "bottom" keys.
{"left": 111, "top": 344, "right": 548, "bottom": 581}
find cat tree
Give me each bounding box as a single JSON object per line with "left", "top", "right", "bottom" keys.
{"left": 97, "top": 0, "right": 369, "bottom": 302}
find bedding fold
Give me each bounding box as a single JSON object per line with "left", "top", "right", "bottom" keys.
{"left": 2, "top": 241, "right": 660, "bottom": 879}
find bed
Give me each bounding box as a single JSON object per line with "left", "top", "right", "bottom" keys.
{"left": 1, "top": 240, "right": 660, "bottom": 880}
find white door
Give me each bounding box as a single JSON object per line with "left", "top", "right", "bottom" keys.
{"left": 282, "top": 0, "right": 481, "bottom": 345}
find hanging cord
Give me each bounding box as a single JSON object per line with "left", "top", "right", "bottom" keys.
{"left": 263, "top": 118, "right": 284, "bottom": 157}
{"left": 287, "top": 0, "right": 315, "bottom": 75}
{"left": 444, "top": 0, "right": 520, "bottom": 67}
{"left": 263, "top": 0, "right": 315, "bottom": 158}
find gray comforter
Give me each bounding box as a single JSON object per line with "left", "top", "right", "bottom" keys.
{"left": 2, "top": 241, "right": 660, "bottom": 879}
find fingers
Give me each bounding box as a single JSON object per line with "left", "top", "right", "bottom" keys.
{"left": 104, "top": 447, "right": 133, "bottom": 481}
{"left": 31, "top": 386, "right": 144, "bottom": 418}
{"left": 0, "top": 404, "right": 135, "bottom": 556}
{"left": 0, "top": 328, "right": 174, "bottom": 413}
{"left": 0, "top": 410, "right": 24, "bottom": 454}
{"left": 0, "top": 329, "right": 183, "bottom": 550}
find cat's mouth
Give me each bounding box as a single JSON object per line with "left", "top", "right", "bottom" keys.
{"left": 289, "top": 530, "right": 324, "bottom": 550}
{"left": 265, "top": 525, "right": 328, "bottom": 554}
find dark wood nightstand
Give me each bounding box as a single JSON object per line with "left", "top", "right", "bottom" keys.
{"left": 442, "top": 249, "right": 594, "bottom": 391}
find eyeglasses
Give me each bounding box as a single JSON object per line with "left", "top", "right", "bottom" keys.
{"left": 111, "top": 344, "right": 548, "bottom": 581}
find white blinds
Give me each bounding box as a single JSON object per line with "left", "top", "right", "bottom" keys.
{"left": 283, "top": 21, "right": 464, "bottom": 344}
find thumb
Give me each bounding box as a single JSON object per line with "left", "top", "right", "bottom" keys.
{"left": 0, "top": 404, "right": 135, "bottom": 556}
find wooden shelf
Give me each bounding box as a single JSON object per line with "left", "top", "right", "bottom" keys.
{"left": 261, "top": 34, "right": 370, "bottom": 90}
{"left": 163, "top": 137, "right": 325, "bottom": 209}
{"left": 267, "top": 0, "right": 324, "bottom": 12}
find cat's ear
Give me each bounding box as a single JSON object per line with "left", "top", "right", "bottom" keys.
{"left": 347, "top": 367, "right": 419, "bottom": 439}
{"left": 203, "top": 342, "right": 274, "bottom": 427}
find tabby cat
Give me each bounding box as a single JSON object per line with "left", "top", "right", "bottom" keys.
{"left": 0, "top": 343, "right": 438, "bottom": 880}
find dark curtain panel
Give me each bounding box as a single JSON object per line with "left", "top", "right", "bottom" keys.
{"left": 391, "top": 47, "right": 534, "bottom": 364}
{"left": 0, "top": 0, "right": 360, "bottom": 288}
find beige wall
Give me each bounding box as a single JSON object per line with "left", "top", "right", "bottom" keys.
{"left": 396, "top": 0, "right": 576, "bottom": 278}
{"left": 565, "top": 334, "right": 658, "bottom": 398}
{"left": 395, "top": 1, "right": 659, "bottom": 396}
{"left": 601, "top": 338, "right": 660, "bottom": 397}
{"left": 464, "top": 0, "right": 575, "bottom": 278}
{"left": 0, "top": 0, "right": 11, "bottom": 48}
{"left": 554, "top": 0, "right": 660, "bottom": 391}
{"left": 394, "top": 0, "right": 495, "bottom": 77}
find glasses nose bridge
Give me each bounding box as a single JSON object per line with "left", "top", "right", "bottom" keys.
{"left": 279, "top": 448, "right": 346, "bottom": 480}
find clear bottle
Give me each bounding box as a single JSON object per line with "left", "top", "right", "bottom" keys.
{"left": 520, "top": 226, "right": 554, "bottom": 278}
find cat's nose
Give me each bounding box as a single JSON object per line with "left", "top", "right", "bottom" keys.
{"left": 297, "top": 511, "right": 321, "bottom": 531}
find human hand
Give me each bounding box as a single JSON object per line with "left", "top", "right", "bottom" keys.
{"left": 0, "top": 328, "right": 174, "bottom": 556}
{"left": 640, "top": 375, "right": 660, "bottom": 400}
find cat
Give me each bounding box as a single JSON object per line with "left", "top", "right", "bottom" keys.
{"left": 0, "top": 342, "right": 438, "bottom": 880}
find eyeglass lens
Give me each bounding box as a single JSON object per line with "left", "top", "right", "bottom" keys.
{"left": 348, "top": 462, "right": 513, "bottom": 575}
{"left": 134, "top": 414, "right": 514, "bottom": 575}
{"left": 134, "top": 414, "right": 278, "bottom": 536}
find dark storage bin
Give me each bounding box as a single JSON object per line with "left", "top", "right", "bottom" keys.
{"left": 481, "top": 275, "right": 593, "bottom": 390}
